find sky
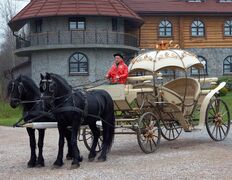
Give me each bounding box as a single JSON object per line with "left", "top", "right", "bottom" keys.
{"left": 0, "top": 0, "right": 29, "bottom": 45}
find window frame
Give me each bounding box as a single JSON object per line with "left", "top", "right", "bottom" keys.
{"left": 224, "top": 19, "right": 232, "bottom": 36}
{"left": 223, "top": 56, "right": 232, "bottom": 75}
{"left": 191, "top": 20, "right": 205, "bottom": 37}
{"left": 159, "top": 20, "right": 173, "bottom": 37}
{"left": 69, "top": 17, "right": 86, "bottom": 31}
{"left": 190, "top": 56, "right": 208, "bottom": 76}
{"left": 69, "top": 52, "right": 89, "bottom": 76}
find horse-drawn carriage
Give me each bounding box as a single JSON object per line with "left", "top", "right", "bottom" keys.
{"left": 8, "top": 44, "right": 231, "bottom": 168}
{"left": 81, "top": 47, "right": 230, "bottom": 154}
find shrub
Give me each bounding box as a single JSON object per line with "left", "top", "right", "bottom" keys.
{"left": 218, "top": 76, "right": 232, "bottom": 91}
{"left": 219, "top": 87, "right": 228, "bottom": 96}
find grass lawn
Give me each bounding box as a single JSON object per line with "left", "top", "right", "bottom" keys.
{"left": 221, "top": 91, "right": 232, "bottom": 111}
{"left": 0, "top": 101, "right": 22, "bottom": 126}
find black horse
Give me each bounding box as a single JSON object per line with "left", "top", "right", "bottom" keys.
{"left": 40, "top": 73, "right": 115, "bottom": 169}
{"left": 7, "top": 75, "right": 73, "bottom": 167}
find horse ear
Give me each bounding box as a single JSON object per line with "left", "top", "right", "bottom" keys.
{"left": 40, "top": 73, "right": 44, "bottom": 80}
{"left": 46, "top": 72, "right": 51, "bottom": 79}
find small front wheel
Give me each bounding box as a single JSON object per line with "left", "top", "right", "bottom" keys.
{"left": 82, "top": 127, "right": 103, "bottom": 152}
{"left": 206, "top": 98, "right": 230, "bottom": 141}
{"left": 137, "top": 112, "right": 161, "bottom": 153}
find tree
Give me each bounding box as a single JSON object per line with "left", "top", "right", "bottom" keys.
{"left": 0, "top": 0, "right": 17, "bottom": 99}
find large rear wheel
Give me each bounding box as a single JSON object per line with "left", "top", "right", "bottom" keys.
{"left": 206, "top": 98, "right": 230, "bottom": 141}
{"left": 137, "top": 112, "right": 161, "bottom": 153}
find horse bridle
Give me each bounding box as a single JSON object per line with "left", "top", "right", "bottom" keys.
{"left": 41, "top": 79, "right": 56, "bottom": 94}
{"left": 9, "top": 80, "right": 25, "bottom": 102}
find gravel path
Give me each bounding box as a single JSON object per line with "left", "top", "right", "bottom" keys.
{"left": 0, "top": 126, "right": 232, "bottom": 180}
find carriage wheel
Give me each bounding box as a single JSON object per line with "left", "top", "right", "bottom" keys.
{"left": 206, "top": 98, "right": 230, "bottom": 141}
{"left": 160, "top": 119, "right": 182, "bottom": 141}
{"left": 137, "top": 112, "right": 161, "bottom": 154}
{"left": 82, "top": 127, "right": 103, "bottom": 152}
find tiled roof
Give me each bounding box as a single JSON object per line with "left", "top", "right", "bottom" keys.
{"left": 123, "top": 0, "right": 232, "bottom": 14}
{"left": 9, "top": 0, "right": 143, "bottom": 31}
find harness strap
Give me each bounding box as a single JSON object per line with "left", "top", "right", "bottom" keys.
{"left": 79, "top": 90, "right": 88, "bottom": 118}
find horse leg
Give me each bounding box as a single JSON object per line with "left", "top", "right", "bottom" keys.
{"left": 98, "top": 111, "right": 115, "bottom": 162}
{"left": 53, "top": 125, "right": 66, "bottom": 167}
{"left": 88, "top": 122, "right": 100, "bottom": 162}
{"left": 70, "top": 119, "right": 82, "bottom": 169}
{"left": 26, "top": 128, "right": 37, "bottom": 168}
{"left": 65, "top": 127, "right": 73, "bottom": 160}
{"left": 37, "top": 129, "right": 45, "bottom": 167}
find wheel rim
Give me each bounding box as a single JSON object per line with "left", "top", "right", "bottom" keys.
{"left": 160, "top": 120, "right": 182, "bottom": 141}
{"left": 137, "top": 112, "right": 161, "bottom": 154}
{"left": 206, "top": 98, "right": 230, "bottom": 141}
{"left": 82, "top": 127, "right": 103, "bottom": 152}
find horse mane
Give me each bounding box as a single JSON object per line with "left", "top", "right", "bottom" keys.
{"left": 20, "top": 75, "right": 40, "bottom": 96}
{"left": 50, "top": 73, "right": 72, "bottom": 92}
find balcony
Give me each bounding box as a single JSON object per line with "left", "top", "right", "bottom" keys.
{"left": 15, "top": 30, "right": 139, "bottom": 55}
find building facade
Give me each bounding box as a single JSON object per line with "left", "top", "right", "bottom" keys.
{"left": 8, "top": 0, "right": 232, "bottom": 84}
{"left": 8, "top": 0, "right": 142, "bottom": 85}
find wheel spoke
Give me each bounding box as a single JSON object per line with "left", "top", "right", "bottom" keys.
{"left": 220, "top": 126, "right": 226, "bottom": 137}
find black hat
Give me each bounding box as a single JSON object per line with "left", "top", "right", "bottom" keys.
{"left": 113, "top": 53, "right": 124, "bottom": 59}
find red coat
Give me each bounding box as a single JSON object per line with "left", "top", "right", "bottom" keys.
{"left": 106, "top": 60, "right": 128, "bottom": 84}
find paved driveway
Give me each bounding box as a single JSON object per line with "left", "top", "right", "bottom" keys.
{"left": 0, "top": 126, "right": 232, "bottom": 180}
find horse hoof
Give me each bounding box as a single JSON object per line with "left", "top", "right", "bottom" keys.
{"left": 53, "top": 160, "right": 63, "bottom": 167}
{"left": 78, "top": 156, "right": 83, "bottom": 162}
{"left": 27, "top": 161, "right": 36, "bottom": 168}
{"left": 27, "top": 163, "right": 36, "bottom": 168}
{"left": 70, "top": 163, "right": 80, "bottom": 170}
{"left": 97, "top": 156, "right": 106, "bottom": 162}
{"left": 36, "top": 163, "right": 45, "bottom": 168}
{"left": 66, "top": 156, "right": 73, "bottom": 160}
{"left": 88, "top": 157, "right": 95, "bottom": 162}
{"left": 66, "top": 153, "right": 73, "bottom": 160}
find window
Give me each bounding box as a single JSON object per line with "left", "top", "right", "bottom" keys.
{"left": 159, "top": 20, "right": 172, "bottom": 37}
{"left": 69, "top": 52, "right": 88, "bottom": 75}
{"left": 191, "top": 20, "right": 205, "bottom": 37}
{"left": 191, "top": 56, "right": 207, "bottom": 75}
{"left": 112, "top": 18, "right": 118, "bottom": 31}
{"left": 69, "top": 17, "right": 86, "bottom": 30}
{"left": 223, "top": 56, "right": 232, "bottom": 74}
{"left": 224, "top": 20, "right": 232, "bottom": 36}
{"left": 35, "top": 19, "right": 42, "bottom": 33}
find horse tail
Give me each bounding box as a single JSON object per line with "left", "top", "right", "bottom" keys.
{"left": 102, "top": 93, "right": 115, "bottom": 152}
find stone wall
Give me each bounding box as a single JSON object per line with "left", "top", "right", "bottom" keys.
{"left": 31, "top": 49, "right": 118, "bottom": 86}
{"left": 187, "top": 48, "right": 232, "bottom": 77}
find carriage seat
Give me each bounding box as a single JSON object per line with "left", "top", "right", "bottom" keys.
{"left": 162, "top": 77, "right": 200, "bottom": 116}
{"left": 163, "top": 77, "right": 200, "bottom": 104}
